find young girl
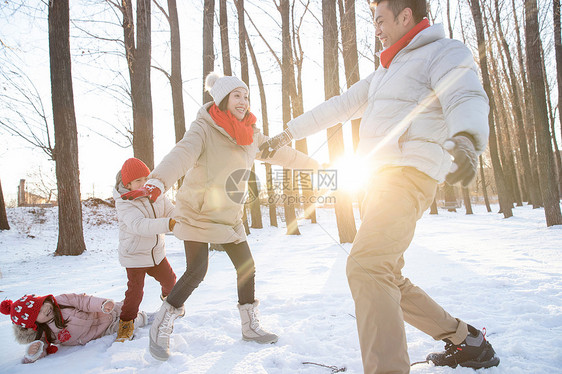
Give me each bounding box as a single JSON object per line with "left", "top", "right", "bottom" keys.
{"left": 113, "top": 157, "right": 177, "bottom": 342}
{"left": 122, "top": 72, "right": 320, "bottom": 361}
{"left": 1, "top": 293, "right": 147, "bottom": 363}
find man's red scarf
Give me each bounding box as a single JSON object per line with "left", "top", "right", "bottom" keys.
{"left": 209, "top": 103, "right": 256, "bottom": 145}
{"left": 380, "top": 18, "right": 430, "bottom": 68}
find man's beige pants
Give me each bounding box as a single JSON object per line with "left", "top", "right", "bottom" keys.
{"left": 346, "top": 167, "right": 468, "bottom": 374}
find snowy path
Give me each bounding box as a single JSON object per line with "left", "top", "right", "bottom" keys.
{"left": 1, "top": 203, "right": 561, "bottom": 373}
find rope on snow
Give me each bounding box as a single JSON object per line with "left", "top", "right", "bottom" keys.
{"left": 302, "top": 361, "right": 347, "bottom": 373}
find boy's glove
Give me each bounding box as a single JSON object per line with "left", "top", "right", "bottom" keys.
{"left": 444, "top": 134, "right": 478, "bottom": 187}
{"left": 259, "top": 128, "right": 293, "bottom": 159}
{"left": 121, "top": 184, "right": 161, "bottom": 203}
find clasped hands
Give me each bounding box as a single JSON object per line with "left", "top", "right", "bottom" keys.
{"left": 121, "top": 183, "right": 161, "bottom": 203}
{"left": 259, "top": 128, "right": 294, "bottom": 159}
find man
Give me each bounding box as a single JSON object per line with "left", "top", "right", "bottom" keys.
{"left": 260, "top": 0, "right": 500, "bottom": 373}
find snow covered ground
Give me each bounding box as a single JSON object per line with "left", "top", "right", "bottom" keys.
{"left": 1, "top": 202, "right": 561, "bottom": 373}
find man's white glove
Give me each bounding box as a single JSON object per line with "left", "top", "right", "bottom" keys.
{"left": 444, "top": 134, "right": 478, "bottom": 187}
{"left": 259, "top": 129, "right": 293, "bottom": 159}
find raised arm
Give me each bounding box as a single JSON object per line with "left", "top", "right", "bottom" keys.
{"left": 287, "top": 73, "right": 373, "bottom": 140}
{"left": 255, "top": 131, "right": 320, "bottom": 171}
{"left": 148, "top": 123, "right": 206, "bottom": 191}
{"left": 121, "top": 123, "right": 205, "bottom": 202}
{"left": 260, "top": 74, "right": 372, "bottom": 158}
{"left": 54, "top": 294, "right": 110, "bottom": 314}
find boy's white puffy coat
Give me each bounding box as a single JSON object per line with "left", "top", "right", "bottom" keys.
{"left": 113, "top": 184, "right": 175, "bottom": 268}
{"left": 287, "top": 24, "right": 489, "bottom": 183}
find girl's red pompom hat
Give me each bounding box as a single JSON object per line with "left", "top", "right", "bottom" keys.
{"left": 1, "top": 294, "right": 55, "bottom": 330}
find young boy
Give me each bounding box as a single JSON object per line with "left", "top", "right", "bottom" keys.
{"left": 112, "top": 158, "right": 177, "bottom": 342}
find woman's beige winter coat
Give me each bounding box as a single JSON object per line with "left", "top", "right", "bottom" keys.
{"left": 287, "top": 24, "right": 489, "bottom": 183}
{"left": 149, "top": 102, "right": 319, "bottom": 244}
{"left": 113, "top": 180, "right": 175, "bottom": 268}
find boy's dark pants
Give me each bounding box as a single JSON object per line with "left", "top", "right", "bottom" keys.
{"left": 120, "top": 257, "right": 177, "bottom": 321}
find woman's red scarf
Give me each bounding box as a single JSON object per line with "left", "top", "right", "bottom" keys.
{"left": 209, "top": 103, "right": 256, "bottom": 146}
{"left": 380, "top": 18, "right": 430, "bottom": 68}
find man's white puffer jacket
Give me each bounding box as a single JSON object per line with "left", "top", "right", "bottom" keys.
{"left": 288, "top": 23, "right": 489, "bottom": 182}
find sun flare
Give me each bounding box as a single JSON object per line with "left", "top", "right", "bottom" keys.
{"left": 329, "top": 154, "right": 370, "bottom": 194}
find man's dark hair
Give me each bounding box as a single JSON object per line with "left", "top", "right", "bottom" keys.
{"left": 371, "top": 0, "right": 427, "bottom": 23}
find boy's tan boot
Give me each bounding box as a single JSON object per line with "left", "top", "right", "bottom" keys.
{"left": 115, "top": 319, "right": 134, "bottom": 342}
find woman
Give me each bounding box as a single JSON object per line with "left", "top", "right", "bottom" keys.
{"left": 122, "top": 72, "right": 319, "bottom": 361}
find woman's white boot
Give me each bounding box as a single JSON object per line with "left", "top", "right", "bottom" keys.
{"left": 237, "top": 300, "right": 278, "bottom": 344}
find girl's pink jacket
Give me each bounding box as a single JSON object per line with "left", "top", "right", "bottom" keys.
{"left": 45, "top": 293, "right": 115, "bottom": 346}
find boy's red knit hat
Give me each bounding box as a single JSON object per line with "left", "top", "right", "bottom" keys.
{"left": 1, "top": 294, "right": 54, "bottom": 330}
{"left": 121, "top": 158, "right": 150, "bottom": 186}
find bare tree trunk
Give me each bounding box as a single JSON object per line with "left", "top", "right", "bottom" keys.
{"left": 203, "top": 0, "right": 215, "bottom": 104}
{"left": 511, "top": 0, "right": 541, "bottom": 208}
{"left": 446, "top": 0, "right": 454, "bottom": 38}
{"left": 219, "top": 0, "right": 232, "bottom": 75}
{"left": 542, "top": 47, "right": 562, "bottom": 197}
{"left": 366, "top": 0, "right": 381, "bottom": 68}
{"left": 555, "top": 0, "right": 562, "bottom": 143}
{"left": 444, "top": 184, "right": 457, "bottom": 212}
{"left": 490, "top": 78, "right": 520, "bottom": 207}
{"left": 493, "top": 0, "right": 536, "bottom": 206}
{"left": 479, "top": 155, "right": 492, "bottom": 212}
{"left": 49, "top": 0, "right": 86, "bottom": 256}
{"left": 462, "top": 187, "right": 473, "bottom": 214}
{"left": 281, "top": 0, "right": 300, "bottom": 235}
{"left": 525, "top": 0, "right": 562, "bottom": 226}
{"left": 468, "top": 0, "right": 512, "bottom": 218}
{"left": 287, "top": 0, "right": 316, "bottom": 223}
{"left": 430, "top": 197, "right": 438, "bottom": 215}
{"left": 234, "top": 0, "right": 261, "bottom": 229}
{"left": 430, "top": 185, "right": 438, "bottom": 215}
{"left": 322, "top": 0, "right": 356, "bottom": 243}
{"left": 154, "top": 0, "right": 186, "bottom": 146}
{"left": 236, "top": 0, "right": 249, "bottom": 84}
{"left": 338, "top": 0, "right": 360, "bottom": 151}
{"left": 122, "top": 0, "right": 154, "bottom": 168}
{"left": 550, "top": 112, "right": 562, "bottom": 197}
{"left": 482, "top": 7, "right": 516, "bottom": 208}
{"left": 167, "top": 0, "right": 186, "bottom": 144}
{"left": 0, "top": 179, "right": 9, "bottom": 230}
{"left": 245, "top": 31, "right": 278, "bottom": 227}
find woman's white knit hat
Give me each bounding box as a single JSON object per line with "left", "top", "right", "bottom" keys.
{"left": 205, "top": 72, "right": 248, "bottom": 105}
